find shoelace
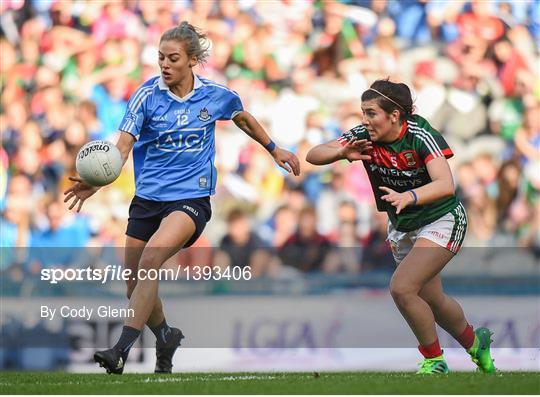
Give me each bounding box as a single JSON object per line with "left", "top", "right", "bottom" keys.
{"left": 418, "top": 358, "right": 444, "bottom": 372}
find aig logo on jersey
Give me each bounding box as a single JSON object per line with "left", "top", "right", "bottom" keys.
{"left": 155, "top": 128, "right": 207, "bottom": 152}
{"left": 197, "top": 108, "right": 211, "bottom": 122}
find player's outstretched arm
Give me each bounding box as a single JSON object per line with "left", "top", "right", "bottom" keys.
{"left": 306, "top": 139, "right": 372, "bottom": 165}
{"left": 232, "top": 111, "right": 301, "bottom": 176}
{"left": 64, "top": 132, "right": 135, "bottom": 212}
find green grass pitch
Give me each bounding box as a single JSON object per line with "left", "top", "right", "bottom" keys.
{"left": 1, "top": 372, "right": 538, "bottom": 394}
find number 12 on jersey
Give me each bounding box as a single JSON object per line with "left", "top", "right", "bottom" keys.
{"left": 177, "top": 114, "right": 188, "bottom": 126}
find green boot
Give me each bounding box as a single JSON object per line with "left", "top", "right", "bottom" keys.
{"left": 416, "top": 355, "right": 449, "bottom": 374}
{"left": 468, "top": 327, "right": 496, "bottom": 373}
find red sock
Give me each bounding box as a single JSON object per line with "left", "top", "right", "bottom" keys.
{"left": 418, "top": 339, "right": 443, "bottom": 359}
{"left": 457, "top": 324, "right": 475, "bottom": 350}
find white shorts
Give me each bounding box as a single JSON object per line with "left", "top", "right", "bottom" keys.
{"left": 387, "top": 203, "right": 468, "bottom": 265}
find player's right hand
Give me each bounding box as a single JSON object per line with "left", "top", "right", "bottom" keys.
{"left": 338, "top": 139, "right": 372, "bottom": 162}
{"left": 272, "top": 147, "right": 301, "bottom": 176}
{"left": 63, "top": 176, "right": 100, "bottom": 212}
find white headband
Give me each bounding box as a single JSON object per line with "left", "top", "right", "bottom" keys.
{"left": 367, "top": 88, "right": 405, "bottom": 112}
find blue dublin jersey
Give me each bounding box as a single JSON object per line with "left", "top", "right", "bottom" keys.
{"left": 118, "top": 75, "right": 243, "bottom": 201}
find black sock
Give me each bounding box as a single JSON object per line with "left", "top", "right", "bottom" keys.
{"left": 113, "top": 326, "right": 140, "bottom": 361}
{"left": 149, "top": 319, "right": 172, "bottom": 346}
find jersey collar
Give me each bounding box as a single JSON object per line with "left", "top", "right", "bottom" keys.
{"left": 157, "top": 73, "right": 204, "bottom": 102}
{"left": 398, "top": 120, "right": 407, "bottom": 140}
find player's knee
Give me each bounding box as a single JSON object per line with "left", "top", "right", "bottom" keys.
{"left": 138, "top": 250, "right": 163, "bottom": 272}
{"left": 389, "top": 279, "right": 417, "bottom": 307}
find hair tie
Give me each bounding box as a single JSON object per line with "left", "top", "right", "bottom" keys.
{"left": 408, "top": 189, "right": 418, "bottom": 205}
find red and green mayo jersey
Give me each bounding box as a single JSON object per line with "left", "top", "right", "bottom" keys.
{"left": 338, "top": 114, "right": 459, "bottom": 232}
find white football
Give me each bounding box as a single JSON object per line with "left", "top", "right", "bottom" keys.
{"left": 76, "top": 140, "right": 122, "bottom": 186}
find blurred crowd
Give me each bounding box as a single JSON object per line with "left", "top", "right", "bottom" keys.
{"left": 1, "top": 0, "right": 539, "bottom": 281}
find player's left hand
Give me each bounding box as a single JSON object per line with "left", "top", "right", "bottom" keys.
{"left": 379, "top": 186, "right": 415, "bottom": 214}
{"left": 272, "top": 147, "right": 301, "bottom": 176}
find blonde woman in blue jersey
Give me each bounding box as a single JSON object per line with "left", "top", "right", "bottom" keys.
{"left": 306, "top": 79, "right": 495, "bottom": 374}
{"left": 64, "top": 22, "right": 300, "bottom": 375}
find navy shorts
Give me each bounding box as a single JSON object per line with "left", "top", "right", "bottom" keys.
{"left": 126, "top": 195, "right": 211, "bottom": 247}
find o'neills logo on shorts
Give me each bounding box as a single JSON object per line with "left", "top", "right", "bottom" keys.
{"left": 78, "top": 143, "right": 110, "bottom": 160}
{"left": 182, "top": 205, "right": 199, "bottom": 217}
{"left": 428, "top": 230, "right": 445, "bottom": 239}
